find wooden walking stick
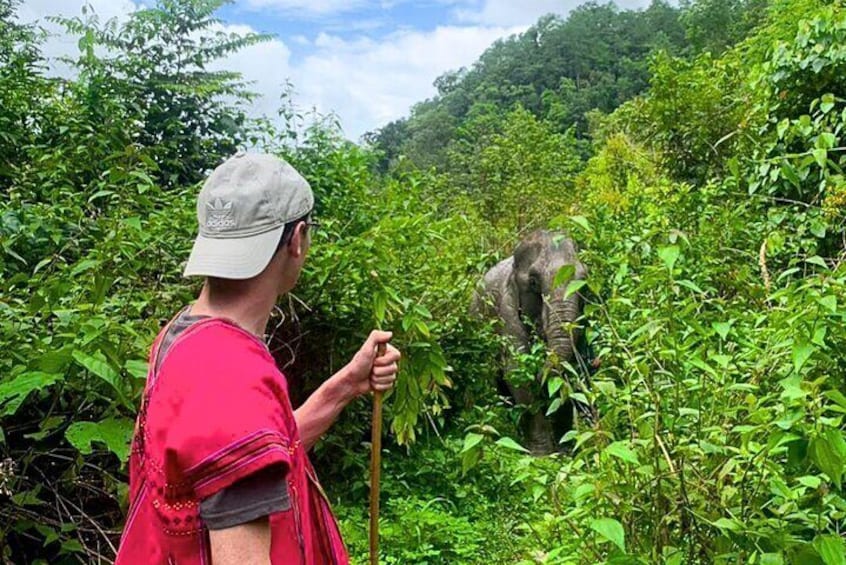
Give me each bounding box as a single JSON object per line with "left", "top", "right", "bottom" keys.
{"left": 369, "top": 342, "right": 387, "bottom": 565}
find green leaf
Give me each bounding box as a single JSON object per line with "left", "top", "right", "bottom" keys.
{"left": 806, "top": 256, "right": 829, "bottom": 268}
{"left": 793, "top": 340, "right": 815, "bottom": 373}
{"left": 12, "top": 487, "right": 41, "bottom": 506}
{"left": 780, "top": 375, "right": 807, "bottom": 401}
{"left": 124, "top": 360, "right": 149, "bottom": 380}
{"left": 658, "top": 245, "right": 680, "bottom": 272}
{"left": 414, "top": 320, "right": 430, "bottom": 338}
{"left": 60, "top": 539, "right": 84, "bottom": 555}
{"left": 810, "top": 219, "right": 828, "bottom": 238}
{"left": 72, "top": 350, "right": 121, "bottom": 392}
{"left": 812, "top": 148, "right": 827, "bottom": 168}
{"left": 32, "top": 256, "right": 53, "bottom": 275}
{"left": 824, "top": 390, "right": 846, "bottom": 411}
{"left": 712, "top": 321, "right": 732, "bottom": 340}
{"left": 65, "top": 418, "right": 134, "bottom": 462}
{"left": 810, "top": 430, "right": 846, "bottom": 489}
{"left": 676, "top": 279, "right": 704, "bottom": 294}
{"left": 124, "top": 216, "right": 143, "bottom": 231}
{"left": 780, "top": 161, "right": 801, "bottom": 188}
{"left": 797, "top": 476, "right": 821, "bottom": 489}
{"left": 546, "top": 397, "right": 563, "bottom": 416}
{"left": 818, "top": 295, "right": 837, "bottom": 313}
{"left": 605, "top": 441, "right": 639, "bottom": 465}
{"left": 820, "top": 93, "right": 835, "bottom": 114}
{"left": 547, "top": 376, "right": 564, "bottom": 396}
{"left": 34, "top": 523, "right": 59, "bottom": 547}
{"left": 816, "top": 132, "right": 837, "bottom": 150}
{"left": 552, "top": 265, "right": 576, "bottom": 290}
{"left": 495, "top": 437, "right": 529, "bottom": 453}
{"left": 776, "top": 119, "right": 790, "bottom": 138}
{"left": 0, "top": 372, "right": 64, "bottom": 416}
{"left": 70, "top": 258, "right": 99, "bottom": 276}
{"left": 373, "top": 293, "right": 387, "bottom": 325}
{"left": 569, "top": 215, "right": 592, "bottom": 232}
{"left": 461, "top": 432, "right": 484, "bottom": 453}
{"left": 590, "top": 518, "right": 626, "bottom": 553}
{"left": 87, "top": 189, "right": 115, "bottom": 203}
{"left": 813, "top": 534, "right": 846, "bottom": 565}
{"left": 461, "top": 447, "right": 481, "bottom": 475}
{"left": 760, "top": 553, "right": 784, "bottom": 565}
{"left": 563, "top": 279, "right": 587, "bottom": 300}
{"left": 713, "top": 517, "right": 742, "bottom": 532}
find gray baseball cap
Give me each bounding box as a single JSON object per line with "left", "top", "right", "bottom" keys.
{"left": 183, "top": 152, "right": 314, "bottom": 279}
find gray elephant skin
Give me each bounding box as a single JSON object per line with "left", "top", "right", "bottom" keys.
{"left": 473, "top": 230, "right": 588, "bottom": 454}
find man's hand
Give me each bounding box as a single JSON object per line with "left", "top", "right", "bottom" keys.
{"left": 344, "top": 330, "right": 401, "bottom": 397}
{"left": 294, "top": 330, "right": 400, "bottom": 449}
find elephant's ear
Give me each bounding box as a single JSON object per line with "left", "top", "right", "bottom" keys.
{"left": 513, "top": 232, "right": 544, "bottom": 271}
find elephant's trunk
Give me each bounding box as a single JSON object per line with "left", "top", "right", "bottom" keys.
{"left": 543, "top": 287, "right": 580, "bottom": 366}
{"left": 521, "top": 286, "right": 581, "bottom": 454}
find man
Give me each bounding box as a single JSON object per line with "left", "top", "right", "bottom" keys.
{"left": 115, "top": 152, "right": 400, "bottom": 564}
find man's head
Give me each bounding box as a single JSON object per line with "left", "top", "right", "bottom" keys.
{"left": 184, "top": 152, "right": 314, "bottom": 294}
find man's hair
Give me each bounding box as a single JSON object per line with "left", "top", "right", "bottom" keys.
{"left": 276, "top": 212, "right": 311, "bottom": 253}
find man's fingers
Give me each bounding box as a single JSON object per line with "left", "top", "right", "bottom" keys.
{"left": 370, "top": 375, "right": 397, "bottom": 391}
{"left": 371, "top": 363, "right": 398, "bottom": 377}
{"left": 366, "top": 330, "right": 393, "bottom": 350}
{"left": 373, "top": 346, "right": 401, "bottom": 365}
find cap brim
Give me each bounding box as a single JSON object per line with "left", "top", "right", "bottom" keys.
{"left": 183, "top": 225, "right": 284, "bottom": 280}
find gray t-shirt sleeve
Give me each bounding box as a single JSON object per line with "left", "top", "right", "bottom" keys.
{"left": 199, "top": 464, "right": 291, "bottom": 530}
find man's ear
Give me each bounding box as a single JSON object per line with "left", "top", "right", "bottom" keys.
{"left": 288, "top": 221, "right": 307, "bottom": 258}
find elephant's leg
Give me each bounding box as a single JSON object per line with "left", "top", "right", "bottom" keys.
{"left": 498, "top": 306, "right": 555, "bottom": 453}
{"left": 501, "top": 336, "right": 559, "bottom": 454}
{"left": 507, "top": 378, "right": 555, "bottom": 454}
{"left": 526, "top": 411, "right": 555, "bottom": 454}
{"left": 551, "top": 398, "right": 575, "bottom": 451}
{"left": 498, "top": 280, "right": 532, "bottom": 401}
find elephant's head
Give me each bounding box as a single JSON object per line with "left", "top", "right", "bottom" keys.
{"left": 512, "top": 230, "right": 586, "bottom": 367}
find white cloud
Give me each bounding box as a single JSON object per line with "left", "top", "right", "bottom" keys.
{"left": 291, "top": 24, "right": 523, "bottom": 137}
{"left": 17, "top": 0, "right": 137, "bottom": 22}
{"left": 207, "top": 29, "right": 293, "bottom": 122}
{"left": 18, "top": 0, "right": 138, "bottom": 76}
{"left": 240, "top": 0, "right": 369, "bottom": 16}
{"left": 204, "top": 22, "right": 521, "bottom": 140}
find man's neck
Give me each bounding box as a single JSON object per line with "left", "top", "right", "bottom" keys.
{"left": 190, "top": 278, "right": 278, "bottom": 338}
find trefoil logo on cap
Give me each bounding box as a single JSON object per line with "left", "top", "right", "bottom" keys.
{"left": 206, "top": 198, "right": 236, "bottom": 230}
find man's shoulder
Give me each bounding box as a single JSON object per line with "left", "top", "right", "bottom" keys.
{"left": 160, "top": 318, "right": 278, "bottom": 376}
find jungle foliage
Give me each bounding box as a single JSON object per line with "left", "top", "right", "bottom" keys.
{"left": 0, "top": 0, "right": 844, "bottom": 563}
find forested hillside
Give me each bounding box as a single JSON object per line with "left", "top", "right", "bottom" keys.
{"left": 365, "top": 0, "right": 764, "bottom": 171}
{"left": 1, "top": 0, "right": 844, "bottom": 563}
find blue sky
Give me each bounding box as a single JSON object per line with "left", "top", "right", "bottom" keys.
{"left": 217, "top": 1, "right": 451, "bottom": 53}
{"left": 21, "top": 0, "right": 654, "bottom": 140}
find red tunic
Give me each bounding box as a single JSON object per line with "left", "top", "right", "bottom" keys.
{"left": 115, "top": 316, "right": 349, "bottom": 565}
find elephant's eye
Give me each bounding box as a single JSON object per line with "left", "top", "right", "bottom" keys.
{"left": 528, "top": 274, "right": 541, "bottom": 291}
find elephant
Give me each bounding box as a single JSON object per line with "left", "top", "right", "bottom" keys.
{"left": 473, "top": 230, "right": 592, "bottom": 454}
